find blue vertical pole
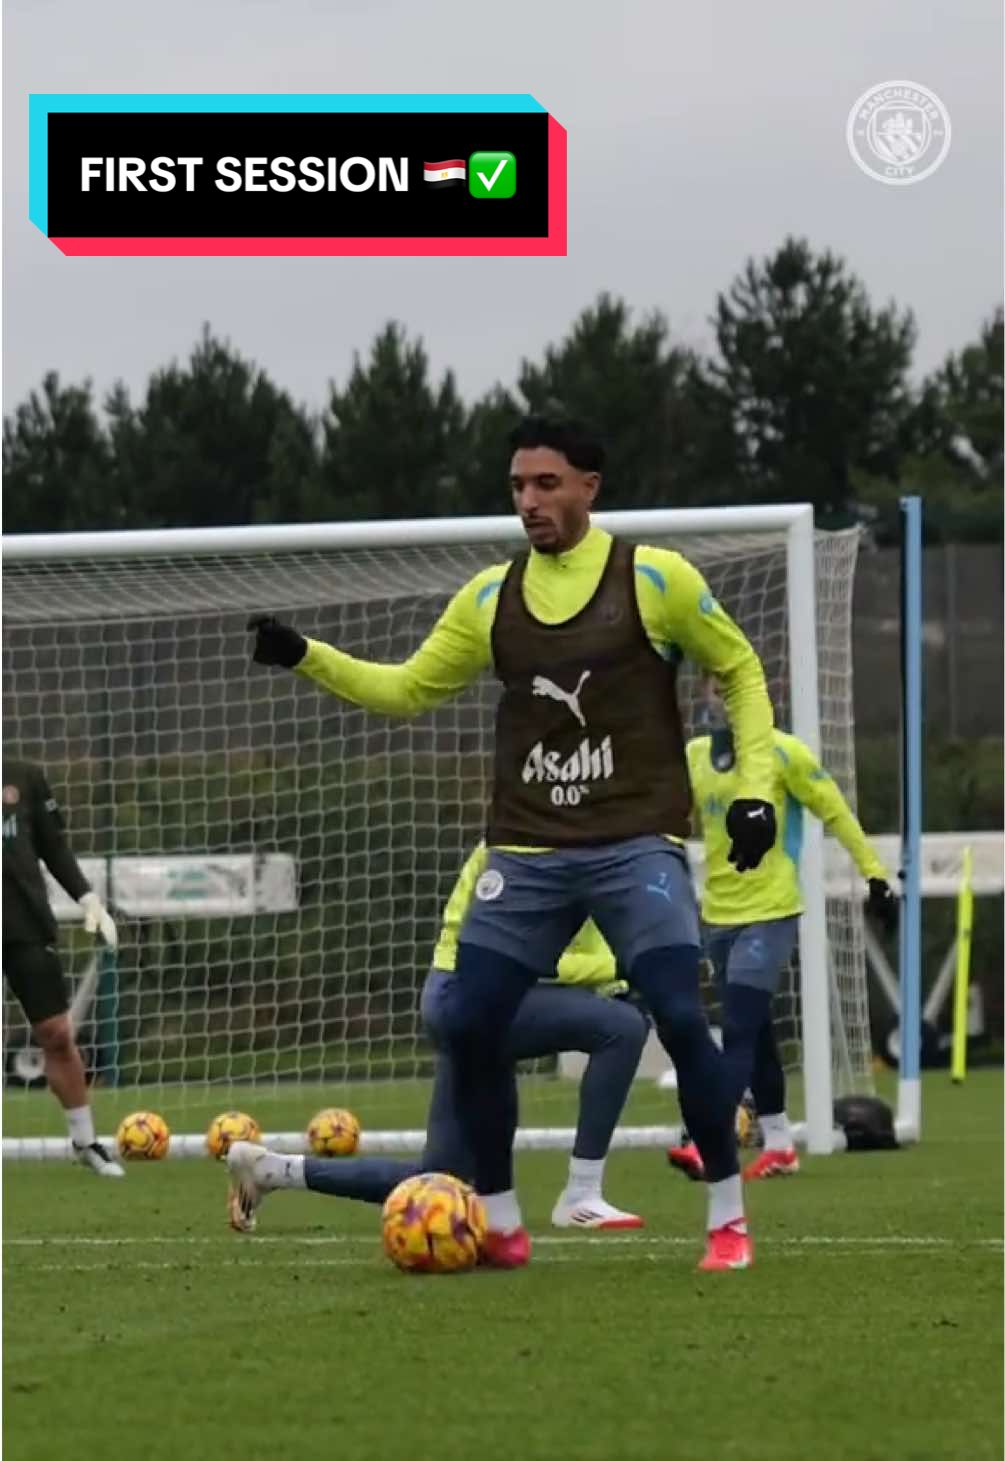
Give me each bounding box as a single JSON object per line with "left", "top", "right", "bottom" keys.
{"left": 897, "top": 497, "right": 923, "bottom": 1138}
{"left": 94, "top": 945, "right": 120, "bottom": 1088}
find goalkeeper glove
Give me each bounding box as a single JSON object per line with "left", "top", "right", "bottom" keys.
{"left": 78, "top": 891, "right": 117, "bottom": 949}
{"left": 725, "top": 799, "right": 776, "bottom": 872}
{"left": 247, "top": 615, "right": 308, "bottom": 669}
{"left": 866, "top": 878, "right": 898, "bottom": 935}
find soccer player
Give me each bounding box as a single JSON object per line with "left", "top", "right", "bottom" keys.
{"left": 668, "top": 679, "right": 897, "bottom": 1181}
{"left": 2, "top": 757, "right": 123, "bottom": 1176}
{"left": 226, "top": 842, "right": 649, "bottom": 1234}
{"left": 249, "top": 415, "right": 778, "bottom": 1271}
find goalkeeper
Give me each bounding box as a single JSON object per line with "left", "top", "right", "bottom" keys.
{"left": 226, "top": 841, "right": 649, "bottom": 1233}
{"left": 668, "top": 680, "right": 897, "bottom": 1182}
{"left": 2, "top": 757, "right": 123, "bottom": 1177}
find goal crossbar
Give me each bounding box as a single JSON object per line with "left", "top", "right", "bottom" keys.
{"left": 3, "top": 505, "right": 815, "bottom": 562}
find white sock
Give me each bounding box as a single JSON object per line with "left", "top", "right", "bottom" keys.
{"left": 707, "top": 1175, "right": 745, "bottom": 1232}
{"left": 759, "top": 1112, "right": 793, "bottom": 1150}
{"left": 483, "top": 1189, "right": 523, "bottom": 1234}
{"left": 66, "top": 1105, "right": 95, "bottom": 1148}
{"left": 565, "top": 1155, "right": 605, "bottom": 1199}
{"left": 266, "top": 1153, "right": 306, "bottom": 1190}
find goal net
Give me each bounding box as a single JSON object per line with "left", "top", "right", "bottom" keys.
{"left": 2, "top": 511, "right": 870, "bottom": 1156}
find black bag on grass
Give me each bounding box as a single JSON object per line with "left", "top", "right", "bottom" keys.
{"left": 833, "top": 1095, "right": 899, "bottom": 1151}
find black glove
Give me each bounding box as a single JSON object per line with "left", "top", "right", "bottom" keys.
{"left": 247, "top": 615, "right": 308, "bottom": 669}
{"left": 866, "top": 878, "right": 898, "bottom": 935}
{"left": 725, "top": 799, "right": 777, "bottom": 872}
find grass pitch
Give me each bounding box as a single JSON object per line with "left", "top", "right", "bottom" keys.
{"left": 3, "top": 1071, "right": 1001, "bottom": 1461}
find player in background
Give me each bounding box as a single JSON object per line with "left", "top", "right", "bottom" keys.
{"left": 2, "top": 758, "right": 123, "bottom": 1177}
{"left": 249, "top": 416, "right": 778, "bottom": 1272}
{"left": 668, "top": 679, "right": 897, "bottom": 1181}
{"left": 226, "top": 841, "right": 649, "bottom": 1233}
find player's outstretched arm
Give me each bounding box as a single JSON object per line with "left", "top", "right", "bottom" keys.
{"left": 29, "top": 767, "right": 117, "bottom": 946}
{"left": 653, "top": 551, "right": 776, "bottom": 870}
{"left": 779, "top": 734, "right": 897, "bottom": 932}
{"left": 247, "top": 572, "right": 495, "bottom": 718}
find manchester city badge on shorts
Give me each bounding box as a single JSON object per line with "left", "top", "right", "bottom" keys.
{"left": 475, "top": 868, "right": 505, "bottom": 901}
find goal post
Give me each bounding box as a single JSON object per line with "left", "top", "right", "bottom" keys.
{"left": 897, "top": 496, "right": 924, "bottom": 1140}
{"left": 786, "top": 507, "right": 832, "bottom": 1154}
{"left": 3, "top": 505, "right": 871, "bottom": 1159}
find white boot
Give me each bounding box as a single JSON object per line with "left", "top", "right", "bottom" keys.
{"left": 225, "top": 1142, "right": 302, "bottom": 1233}
{"left": 551, "top": 1192, "right": 644, "bottom": 1230}
{"left": 74, "top": 1141, "right": 124, "bottom": 1178}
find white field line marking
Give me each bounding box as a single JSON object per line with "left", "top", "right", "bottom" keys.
{"left": 14, "top": 1242, "right": 1005, "bottom": 1275}
{"left": 5, "top": 1234, "right": 1002, "bottom": 1250}
{"left": 11, "top": 1256, "right": 659, "bottom": 1273}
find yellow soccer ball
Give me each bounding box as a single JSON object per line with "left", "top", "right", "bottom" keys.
{"left": 306, "top": 1107, "right": 361, "bottom": 1157}
{"left": 381, "top": 1172, "right": 487, "bottom": 1274}
{"left": 116, "top": 1110, "right": 170, "bottom": 1161}
{"left": 206, "top": 1110, "right": 261, "bottom": 1160}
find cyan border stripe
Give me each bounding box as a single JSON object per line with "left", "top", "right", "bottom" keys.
{"left": 32, "top": 93, "right": 544, "bottom": 112}
{"left": 29, "top": 93, "right": 545, "bottom": 237}
{"left": 28, "top": 96, "right": 49, "bottom": 234}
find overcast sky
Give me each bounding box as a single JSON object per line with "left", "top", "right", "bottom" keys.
{"left": 3, "top": 0, "right": 1002, "bottom": 419}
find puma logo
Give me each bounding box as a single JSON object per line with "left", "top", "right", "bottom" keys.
{"left": 645, "top": 871, "right": 673, "bottom": 903}
{"left": 531, "top": 670, "right": 591, "bottom": 728}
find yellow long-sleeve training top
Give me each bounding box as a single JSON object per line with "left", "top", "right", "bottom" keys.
{"left": 687, "top": 730, "right": 890, "bottom": 925}
{"left": 432, "top": 843, "right": 619, "bottom": 988}
{"left": 297, "top": 525, "right": 776, "bottom": 832}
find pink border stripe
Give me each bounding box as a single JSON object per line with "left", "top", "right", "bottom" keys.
{"left": 52, "top": 117, "right": 567, "bottom": 257}
{"left": 52, "top": 235, "right": 562, "bottom": 256}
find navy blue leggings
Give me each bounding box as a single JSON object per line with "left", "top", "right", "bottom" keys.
{"left": 630, "top": 945, "right": 739, "bottom": 1183}
{"left": 305, "top": 971, "right": 648, "bottom": 1203}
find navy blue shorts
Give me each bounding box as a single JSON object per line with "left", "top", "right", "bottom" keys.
{"left": 702, "top": 916, "right": 800, "bottom": 995}
{"left": 458, "top": 836, "right": 701, "bottom": 977}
